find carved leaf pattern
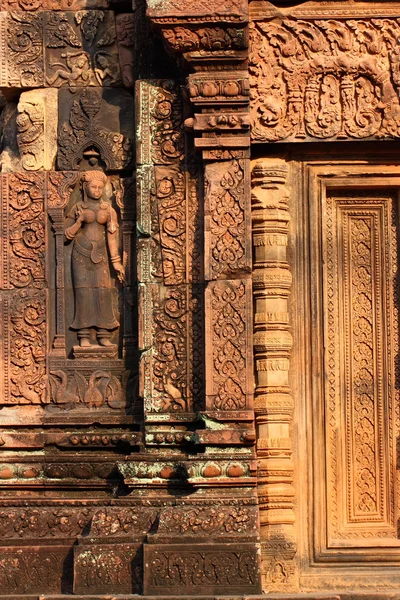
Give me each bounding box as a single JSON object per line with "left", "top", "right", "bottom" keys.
{"left": 211, "top": 281, "right": 247, "bottom": 411}
{"left": 149, "top": 549, "right": 258, "bottom": 591}
{"left": 206, "top": 160, "right": 246, "bottom": 277}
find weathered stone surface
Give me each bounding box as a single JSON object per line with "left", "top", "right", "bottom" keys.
{"left": 144, "top": 543, "right": 262, "bottom": 596}
{"left": 1, "top": 0, "right": 110, "bottom": 8}
{"left": 1, "top": 88, "right": 58, "bottom": 172}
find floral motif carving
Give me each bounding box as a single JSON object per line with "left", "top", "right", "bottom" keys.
{"left": 250, "top": 17, "right": 400, "bottom": 142}
{"left": 325, "top": 193, "right": 396, "bottom": 531}
{"left": 158, "top": 505, "right": 253, "bottom": 535}
{"left": 91, "top": 507, "right": 158, "bottom": 536}
{"left": 74, "top": 544, "right": 141, "bottom": 594}
{"left": 0, "top": 550, "right": 66, "bottom": 594}
{"left": 0, "top": 507, "right": 90, "bottom": 538}
{"left": 205, "top": 159, "right": 248, "bottom": 278}
{"left": 8, "top": 290, "right": 47, "bottom": 405}
{"left": 207, "top": 280, "right": 250, "bottom": 412}
{"left": 7, "top": 173, "right": 45, "bottom": 289}
{"left": 7, "top": 12, "right": 44, "bottom": 87}
{"left": 16, "top": 97, "right": 44, "bottom": 171}
{"left": 162, "top": 26, "right": 246, "bottom": 53}
{"left": 149, "top": 285, "right": 203, "bottom": 414}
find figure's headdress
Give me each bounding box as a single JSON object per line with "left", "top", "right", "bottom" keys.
{"left": 82, "top": 170, "right": 107, "bottom": 185}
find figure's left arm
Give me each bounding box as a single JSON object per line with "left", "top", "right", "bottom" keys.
{"left": 107, "top": 207, "right": 125, "bottom": 283}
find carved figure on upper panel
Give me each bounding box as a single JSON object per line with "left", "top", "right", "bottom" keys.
{"left": 64, "top": 170, "right": 124, "bottom": 349}
{"left": 45, "top": 10, "right": 121, "bottom": 88}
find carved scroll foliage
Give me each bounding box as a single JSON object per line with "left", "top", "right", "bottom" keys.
{"left": 0, "top": 550, "right": 66, "bottom": 594}
{"left": 250, "top": 17, "right": 400, "bottom": 142}
{"left": 324, "top": 192, "right": 397, "bottom": 539}
{"left": 7, "top": 12, "right": 44, "bottom": 87}
{"left": 148, "top": 285, "right": 203, "bottom": 414}
{"left": 7, "top": 173, "right": 46, "bottom": 289}
{"left": 5, "top": 290, "right": 47, "bottom": 405}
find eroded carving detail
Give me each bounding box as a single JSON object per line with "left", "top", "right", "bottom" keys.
{"left": 144, "top": 546, "right": 260, "bottom": 594}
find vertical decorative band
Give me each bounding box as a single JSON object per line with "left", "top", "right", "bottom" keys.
{"left": 251, "top": 160, "right": 297, "bottom": 592}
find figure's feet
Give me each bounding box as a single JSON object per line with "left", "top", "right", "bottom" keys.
{"left": 77, "top": 329, "right": 91, "bottom": 347}
{"left": 97, "top": 337, "right": 113, "bottom": 347}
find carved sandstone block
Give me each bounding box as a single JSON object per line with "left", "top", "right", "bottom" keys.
{"left": 205, "top": 279, "right": 253, "bottom": 419}
{"left": 0, "top": 290, "right": 47, "bottom": 405}
{"left": 57, "top": 87, "right": 133, "bottom": 170}
{"left": 250, "top": 15, "right": 400, "bottom": 142}
{"left": 0, "top": 9, "right": 120, "bottom": 88}
{"left": 204, "top": 159, "right": 251, "bottom": 279}
{"left": 0, "top": 547, "right": 70, "bottom": 594}
{"left": 1, "top": 0, "right": 110, "bottom": 9}
{"left": 4, "top": 11, "right": 44, "bottom": 88}
{"left": 0, "top": 172, "right": 46, "bottom": 290}
{"left": 74, "top": 543, "right": 142, "bottom": 594}
{"left": 116, "top": 13, "right": 134, "bottom": 89}
{"left": 143, "top": 543, "right": 262, "bottom": 595}
{"left": 138, "top": 284, "right": 204, "bottom": 415}
{"left": 1, "top": 89, "right": 58, "bottom": 172}
{"left": 146, "top": 0, "right": 248, "bottom": 22}
{"left": 44, "top": 10, "right": 121, "bottom": 87}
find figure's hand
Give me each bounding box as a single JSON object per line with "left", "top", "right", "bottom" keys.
{"left": 75, "top": 206, "right": 84, "bottom": 223}
{"left": 113, "top": 262, "right": 125, "bottom": 284}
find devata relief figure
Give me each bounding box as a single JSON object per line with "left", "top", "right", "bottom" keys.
{"left": 65, "top": 170, "right": 124, "bottom": 348}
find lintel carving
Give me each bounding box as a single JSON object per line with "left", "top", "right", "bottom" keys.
{"left": 250, "top": 13, "right": 400, "bottom": 143}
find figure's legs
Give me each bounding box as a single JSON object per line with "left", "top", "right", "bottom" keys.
{"left": 77, "top": 328, "right": 91, "bottom": 347}
{"left": 97, "top": 329, "right": 112, "bottom": 347}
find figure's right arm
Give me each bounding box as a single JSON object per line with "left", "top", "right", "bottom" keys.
{"left": 65, "top": 204, "right": 83, "bottom": 240}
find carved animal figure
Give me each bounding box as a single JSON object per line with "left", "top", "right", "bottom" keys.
{"left": 49, "top": 370, "right": 80, "bottom": 405}
{"left": 83, "top": 371, "right": 110, "bottom": 408}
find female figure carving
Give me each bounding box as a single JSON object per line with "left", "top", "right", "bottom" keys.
{"left": 65, "top": 170, "right": 124, "bottom": 347}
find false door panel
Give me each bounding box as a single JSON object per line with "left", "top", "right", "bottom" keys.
{"left": 307, "top": 165, "right": 400, "bottom": 562}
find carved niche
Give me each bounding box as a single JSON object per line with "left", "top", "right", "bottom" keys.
{"left": 57, "top": 87, "right": 133, "bottom": 170}
{"left": 47, "top": 170, "right": 135, "bottom": 417}
{"left": 250, "top": 5, "right": 400, "bottom": 143}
